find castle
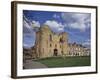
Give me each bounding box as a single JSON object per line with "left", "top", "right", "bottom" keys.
{"left": 23, "top": 25, "right": 90, "bottom": 59}
{"left": 35, "top": 25, "right": 68, "bottom": 58}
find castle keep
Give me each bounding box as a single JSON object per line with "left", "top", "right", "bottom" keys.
{"left": 35, "top": 25, "right": 68, "bottom": 58}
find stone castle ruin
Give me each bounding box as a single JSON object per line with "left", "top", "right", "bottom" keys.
{"left": 23, "top": 25, "right": 90, "bottom": 59}
{"left": 35, "top": 25, "right": 68, "bottom": 58}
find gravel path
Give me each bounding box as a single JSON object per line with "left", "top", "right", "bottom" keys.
{"left": 23, "top": 59, "right": 47, "bottom": 69}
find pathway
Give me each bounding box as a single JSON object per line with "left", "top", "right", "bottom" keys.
{"left": 23, "top": 59, "right": 47, "bottom": 69}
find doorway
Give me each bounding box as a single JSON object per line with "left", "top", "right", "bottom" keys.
{"left": 54, "top": 49, "right": 58, "bottom": 56}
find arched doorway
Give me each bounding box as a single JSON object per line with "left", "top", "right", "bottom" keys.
{"left": 54, "top": 49, "right": 58, "bottom": 56}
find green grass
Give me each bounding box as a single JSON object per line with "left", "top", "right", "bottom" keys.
{"left": 35, "top": 56, "right": 91, "bottom": 68}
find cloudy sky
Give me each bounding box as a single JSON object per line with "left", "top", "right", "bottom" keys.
{"left": 23, "top": 10, "right": 91, "bottom": 48}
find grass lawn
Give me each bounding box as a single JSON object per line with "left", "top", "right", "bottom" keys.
{"left": 35, "top": 56, "right": 90, "bottom": 68}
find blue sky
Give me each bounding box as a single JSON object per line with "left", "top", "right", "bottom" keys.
{"left": 23, "top": 10, "right": 91, "bottom": 48}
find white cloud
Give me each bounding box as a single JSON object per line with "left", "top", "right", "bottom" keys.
{"left": 32, "top": 20, "right": 40, "bottom": 28}
{"left": 44, "top": 20, "right": 64, "bottom": 33}
{"left": 23, "top": 16, "right": 37, "bottom": 48}
{"left": 24, "top": 15, "right": 40, "bottom": 29}
{"left": 23, "top": 32, "right": 36, "bottom": 48}
{"left": 23, "top": 18, "right": 34, "bottom": 34}
{"left": 23, "top": 15, "right": 41, "bottom": 33}
{"left": 82, "top": 39, "right": 91, "bottom": 47}
{"left": 69, "top": 22, "right": 86, "bottom": 31}
{"left": 61, "top": 13, "right": 91, "bottom": 31}
{"left": 23, "top": 19, "right": 32, "bottom": 29}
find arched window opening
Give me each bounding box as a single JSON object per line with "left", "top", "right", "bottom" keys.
{"left": 49, "top": 34, "right": 52, "bottom": 41}
{"left": 50, "top": 44, "right": 52, "bottom": 47}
